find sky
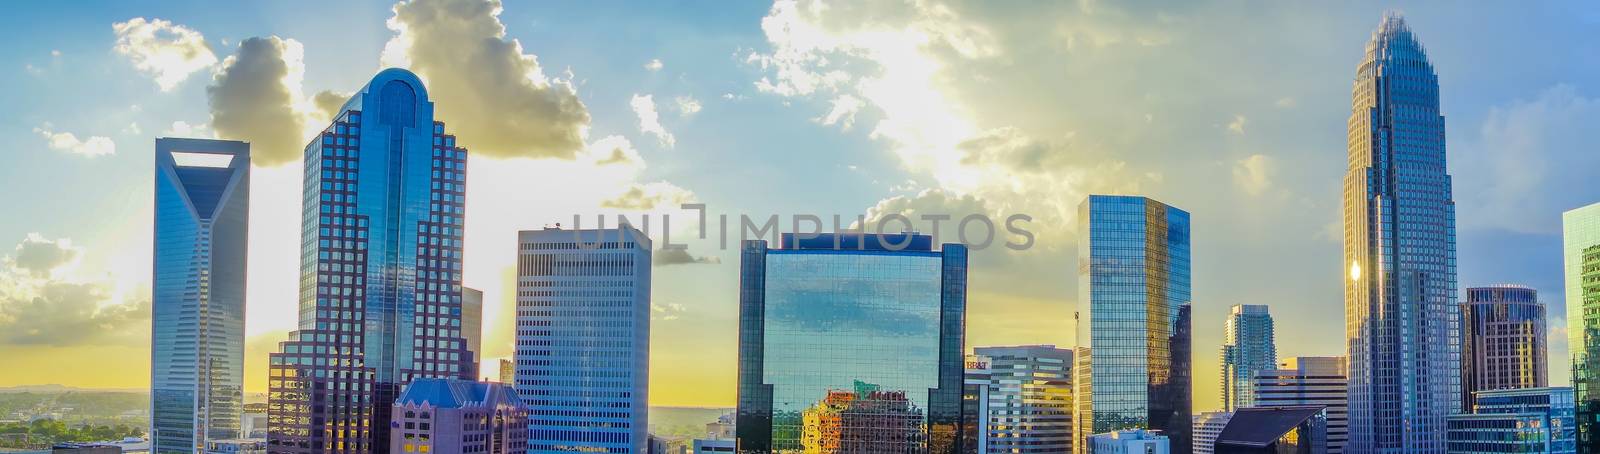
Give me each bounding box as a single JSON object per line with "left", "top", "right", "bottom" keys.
{"left": 1, "top": 0, "right": 1598, "bottom": 413}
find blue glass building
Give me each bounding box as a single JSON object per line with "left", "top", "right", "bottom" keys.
{"left": 150, "top": 138, "right": 250, "bottom": 454}
{"left": 1446, "top": 387, "right": 1575, "bottom": 454}
{"left": 1342, "top": 13, "right": 1460, "bottom": 453}
{"left": 266, "top": 68, "right": 475, "bottom": 453}
{"left": 1220, "top": 304, "right": 1275, "bottom": 412}
{"left": 1074, "top": 195, "right": 1192, "bottom": 454}
{"left": 515, "top": 227, "right": 652, "bottom": 453}
{"left": 736, "top": 233, "right": 967, "bottom": 453}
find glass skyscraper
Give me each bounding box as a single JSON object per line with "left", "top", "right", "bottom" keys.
{"left": 266, "top": 68, "right": 475, "bottom": 453}
{"left": 1219, "top": 304, "right": 1275, "bottom": 412}
{"left": 516, "top": 227, "right": 652, "bottom": 453}
{"left": 150, "top": 138, "right": 250, "bottom": 454}
{"left": 1074, "top": 195, "right": 1192, "bottom": 454}
{"left": 1564, "top": 201, "right": 1600, "bottom": 452}
{"left": 1460, "top": 285, "right": 1547, "bottom": 410}
{"left": 736, "top": 233, "right": 967, "bottom": 453}
{"left": 1342, "top": 13, "right": 1459, "bottom": 453}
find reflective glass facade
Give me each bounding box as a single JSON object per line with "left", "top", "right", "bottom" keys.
{"left": 737, "top": 233, "right": 967, "bottom": 453}
{"left": 151, "top": 138, "right": 250, "bottom": 454}
{"left": 1220, "top": 304, "right": 1275, "bottom": 412}
{"left": 1343, "top": 13, "right": 1459, "bottom": 453}
{"left": 1460, "top": 285, "right": 1547, "bottom": 410}
{"left": 1564, "top": 202, "right": 1600, "bottom": 452}
{"left": 1074, "top": 195, "right": 1191, "bottom": 454}
{"left": 266, "top": 68, "right": 475, "bottom": 454}
{"left": 515, "top": 227, "right": 652, "bottom": 453}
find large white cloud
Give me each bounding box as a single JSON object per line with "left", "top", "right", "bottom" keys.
{"left": 207, "top": 36, "right": 315, "bottom": 166}
{"left": 113, "top": 18, "right": 218, "bottom": 91}
{"left": 382, "top": 0, "right": 590, "bottom": 159}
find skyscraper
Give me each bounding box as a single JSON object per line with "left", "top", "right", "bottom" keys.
{"left": 1460, "top": 285, "right": 1547, "bottom": 409}
{"left": 1075, "top": 195, "right": 1192, "bottom": 453}
{"left": 462, "top": 286, "right": 482, "bottom": 377}
{"left": 1342, "top": 12, "right": 1459, "bottom": 453}
{"left": 1253, "top": 356, "right": 1348, "bottom": 454}
{"left": 966, "top": 345, "right": 1074, "bottom": 453}
{"left": 265, "top": 68, "right": 475, "bottom": 453}
{"left": 1565, "top": 201, "right": 1600, "bottom": 452}
{"left": 736, "top": 233, "right": 967, "bottom": 453}
{"left": 151, "top": 138, "right": 250, "bottom": 453}
{"left": 516, "top": 227, "right": 651, "bottom": 453}
{"left": 1220, "top": 304, "right": 1275, "bottom": 412}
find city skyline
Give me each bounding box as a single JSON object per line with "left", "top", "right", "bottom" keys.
{"left": 2, "top": 0, "right": 1599, "bottom": 416}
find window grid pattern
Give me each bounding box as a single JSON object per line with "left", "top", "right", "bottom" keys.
{"left": 1074, "top": 195, "right": 1192, "bottom": 454}
{"left": 1343, "top": 14, "right": 1459, "bottom": 453}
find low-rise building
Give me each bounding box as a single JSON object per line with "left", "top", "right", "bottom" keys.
{"left": 1086, "top": 429, "right": 1169, "bottom": 454}
{"left": 1446, "top": 387, "right": 1575, "bottom": 454}
{"left": 389, "top": 378, "right": 529, "bottom": 454}
{"left": 1213, "top": 406, "right": 1327, "bottom": 453}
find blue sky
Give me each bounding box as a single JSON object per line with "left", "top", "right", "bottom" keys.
{"left": 1, "top": 0, "right": 1598, "bottom": 411}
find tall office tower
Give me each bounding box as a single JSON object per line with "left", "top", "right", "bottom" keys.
{"left": 265, "top": 68, "right": 475, "bottom": 453}
{"left": 1075, "top": 195, "right": 1192, "bottom": 454}
{"left": 1566, "top": 201, "right": 1600, "bottom": 452}
{"left": 1254, "top": 356, "right": 1349, "bottom": 454}
{"left": 1342, "top": 12, "right": 1459, "bottom": 453}
{"left": 965, "top": 345, "right": 1074, "bottom": 453}
{"left": 1220, "top": 304, "right": 1276, "bottom": 411}
{"left": 963, "top": 355, "right": 991, "bottom": 453}
{"left": 389, "top": 378, "right": 529, "bottom": 454}
{"left": 1191, "top": 411, "right": 1233, "bottom": 454}
{"left": 462, "top": 287, "right": 482, "bottom": 376}
{"left": 1460, "top": 285, "right": 1547, "bottom": 409}
{"left": 516, "top": 227, "right": 652, "bottom": 453}
{"left": 1446, "top": 387, "right": 1576, "bottom": 454}
{"left": 150, "top": 138, "right": 250, "bottom": 454}
{"left": 737, "top": 233, "right": 968, "bottom": 453}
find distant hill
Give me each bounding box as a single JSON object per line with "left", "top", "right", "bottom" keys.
{"left": 0, "top": 385, "right": 144, "bottom": 394}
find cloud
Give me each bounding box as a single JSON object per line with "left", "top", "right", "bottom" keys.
{"left": 651, "top": 302, "right": 687, "bottom": 321}
{"left": 311, "top": 90, "right": 350, "bottom": 125}
{"left": 383, "top": 0, "right": 590, "bottom": 159}
{"left": 207, "top": 36, "right": 313, "bottom": 166}
{"left": 112, "top": 18, "right": 218, "bottom": 91}
{"left": 165, "top": 121, "right": 210, "bottom": 137}
{"left": 675, "top": 96, "right": 703, "bottom": 116}
{"left": 644, "top": 58, "right": 664, "bottom": 72}
{"left": 1457, "top": 84, "right": 1600, "bottom": 234}
{"left": 33, "top": 125, "right": 115, "bottom": 157}
{"left": 588, "top": 135, "right": 644, "bottom": 168}
{"left": 654, "top": 246, "right": 721, "bottom": 266}
{"left": 0, "top": 235, "right": 147, "bottom": 347}
{"left": 9, "top": 234, "right": 80, "bottom": 277}
{"left": 1227, "top": 114, "right": 1248, "bottom": 134}
{"left": 631, "top": 94, "right": 675, "bottom": 147}
{"left": 815, "top": 94, "right": 863, "bottom": 129}
{"left": 600, "top": 181, "right": 696, "bottom": 211}
{"left": 1232, "top": 154, "right": 1273, "bottom": 197}
{"left": 123, "top": 122, "right": 143, "bottom": 135}
{"left": 1275, "top": 97, "right": 1296, "bottom": 108}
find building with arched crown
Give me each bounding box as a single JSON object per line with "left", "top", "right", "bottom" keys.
{"left": 267, "top": 68, "right": 476, "bottom": 454}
